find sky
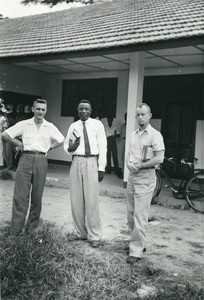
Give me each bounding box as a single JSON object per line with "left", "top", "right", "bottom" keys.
{"left": 0, "top": 0, "right": 81, "bottom": 18}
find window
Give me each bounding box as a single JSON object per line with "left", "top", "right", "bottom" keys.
{"left": 0, "top": 90, "right": 40, "bottom": 120}
{"left": 61, "top": 78, "right": 118, "bottom": 119}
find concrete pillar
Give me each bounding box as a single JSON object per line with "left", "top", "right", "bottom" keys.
{"left": 123, "top": 52, "right": 145, "bottom": 185}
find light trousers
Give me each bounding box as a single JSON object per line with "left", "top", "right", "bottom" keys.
{"left": 127, "top": 169, "right": 156, "bottom": 257}
{"left": 11, "top": 153, "right": 47, "bottom": 233}
{"left": 70, "top": 156, "right": 102, "bottom": 241}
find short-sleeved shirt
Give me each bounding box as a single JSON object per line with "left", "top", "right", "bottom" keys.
{"left": 120, "top": 123, "right": 126, "bottom": 139}
{"left": 5, "top": 117, "right": 64, "bottom": 153}
{"left": 64, "top": 117, "right": 107, "bottom": 171}
{"left": 104, "top": 124, "right": 118, "bottom": 138}
{"left": 129, "top": 124, "right": 165, "bottom": 163}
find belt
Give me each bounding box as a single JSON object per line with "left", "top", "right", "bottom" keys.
{"left": 73, "top": 154, "right": 98, "bottom": 158}
{"left": 142, "top": 167, "right": 155, "bottom": 169}
{"left": 23, "top": 151, "right": 46, "bottom": 155}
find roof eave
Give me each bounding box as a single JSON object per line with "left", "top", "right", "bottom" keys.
{"left": 0, "top": 35, "right": 203, "bottom": 64}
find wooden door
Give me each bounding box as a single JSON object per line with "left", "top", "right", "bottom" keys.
{"left": 161, "top": 100, "right": 197, "bottom": 178}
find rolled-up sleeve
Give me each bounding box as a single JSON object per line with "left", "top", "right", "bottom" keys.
{"left": 152, "top": 132, "right": 165, "bottom": 152}
{"left": 51, "top": 125, "right": 64, "bottom": 143}
{"left": 64, "top": 124, "right": 73, "bottom": 155}
{"left": 5, "top": 121, "right": 24, "bottom": 139}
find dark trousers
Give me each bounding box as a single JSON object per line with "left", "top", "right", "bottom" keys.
{"left": 2, "top": 140, "right": 14, "bottom": 169}
{"left": 11, "top": 152, "right": 48, "bottom": 233}
{"left": 106, "top": 136, "right": 119, "bottom": 174}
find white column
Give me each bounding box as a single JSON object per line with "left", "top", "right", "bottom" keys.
{"left": 123, "top": 52, "right": 145, "bottom": 184}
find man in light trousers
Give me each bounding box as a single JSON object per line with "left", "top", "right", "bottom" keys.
{"left": 64, "top": 99, "right": 107, "bottom": 248}
{"left": 126, "top": 103, "right": 165, "bottom": 263}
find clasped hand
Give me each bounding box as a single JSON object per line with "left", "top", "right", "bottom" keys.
{"left": 15, "top": 142, "right": 23, "bottom": 153}
{"left": 98, "top": 171, "right": 105, "bottom": 182}
{"left": 127, "top": 160, "right": 142, "bottom": 174}
{"left": 68, "top": 137, "right": 80, "bottom": 152}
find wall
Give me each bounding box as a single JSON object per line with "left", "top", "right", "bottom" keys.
{"left": 45, "top": 70, "right": 129, "bottom": 165}
{"left": 195, "top": 121, "right": 204, "bottom": 168}
{"left": 1, "top": 63, "right": 203, "bottom": 168}
{"left": 0, "top": 64, "right": 50, "bottom": 97}
{"left": 0, "top": 64, "right": 67, "bottom": 161}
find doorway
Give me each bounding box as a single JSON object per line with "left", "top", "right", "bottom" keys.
{"left": 161, "top": 100, "right": 197, "bottom": 178}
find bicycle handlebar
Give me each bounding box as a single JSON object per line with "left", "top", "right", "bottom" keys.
{"left": 164, "top": 157, "right": 175, "bottom": 163}
{"left": 181, "top": 157, "right": 198, "bottom": 166}
{"left": 163, "top": 157, "right": 198, "bottom": 166}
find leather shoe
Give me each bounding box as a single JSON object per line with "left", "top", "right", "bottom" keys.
{"left": 124, "top": 245, "right": 146, "bottom": 253}
{"left": 126, "top": 256, "right": 142, "bottom": 264}
{"left": 91, "top": 240, "right": 101, "bottom": 248}
{"left": 68, "top": 234, "right": 87, "bottom": 242}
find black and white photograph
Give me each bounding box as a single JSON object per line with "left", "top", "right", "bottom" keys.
{"left": 0, "top": 0, "right": 204, "bottom": 299}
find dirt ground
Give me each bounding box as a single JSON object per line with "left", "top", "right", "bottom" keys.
{"left": 1, "top": 180, "right": 204, "bottom": 287}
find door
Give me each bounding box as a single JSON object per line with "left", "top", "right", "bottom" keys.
{"left": 161, "top": 100, "right": 197, "bottom": 178}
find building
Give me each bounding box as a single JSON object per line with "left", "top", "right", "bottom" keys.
{"left": 0, "top": 0, "right": 203, "bottom": 181}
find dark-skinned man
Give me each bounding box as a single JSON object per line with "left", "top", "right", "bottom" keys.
{"left": 64, "top": 100, "right": 107, "bottom": 248}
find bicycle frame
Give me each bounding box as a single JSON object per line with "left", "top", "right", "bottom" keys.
{"left": 153, "top": 158, "right": 204, "bottom": 212}
{"left": 157, "top": 162, "right": 192, "bottom": 193}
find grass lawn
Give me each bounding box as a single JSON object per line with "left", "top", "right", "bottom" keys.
{"left": 1, "top": 221, "right": 203, "bottom": 300}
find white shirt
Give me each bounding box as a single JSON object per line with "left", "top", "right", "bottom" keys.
{"left": 104, "top": 121, "right": 119, "bottom": 138}
{"left": 64, "top": 117, "right": 107, "bottom": 171}
{"left": 120, "top": 122, "right": 126, "bottom": 139}
{"left": 5, "top": 117, "right": 64, "bottom": 153}
{"left": 129, "top": 124, "right": 165, "bottom": 163}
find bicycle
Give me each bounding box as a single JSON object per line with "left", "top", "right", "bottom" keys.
{"left": 152, "top": 157, "right": 204, "bottom": 213}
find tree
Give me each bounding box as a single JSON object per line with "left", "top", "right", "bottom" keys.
{"left": 0, "top": 14, "right": 8, "bottom": 19}
{"left": 20, "top": 0, "right": 97, "bottom": 7}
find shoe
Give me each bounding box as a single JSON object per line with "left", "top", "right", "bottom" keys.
{"left": 117, "top": 173, "right": 123, "bottom": 179}
{"left": 126, "top": 256, "right": 142, "bottom": 264}
{"left": 91, "top": 240, "right": 101, "bottom": 248}
{"left": 68, "top": 234, "right": 87, "bottom": 242}
{"left": 124, "top": 245, "right": 146, "bottom": 253}
{"left": 106, "top": 170, "right": 112, "bottom": 174}
{"left": 124, "top": 245, "right": 129, "bottom": 251}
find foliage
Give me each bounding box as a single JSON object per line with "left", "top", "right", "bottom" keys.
{"left": 1, "top": 221, "right": 203, "bottom": 300}
{"left": 21, "top": 0, "right": 95, "bottom": 7}
{"left": 0, "top": 98, "right": 8, "bottom": 129}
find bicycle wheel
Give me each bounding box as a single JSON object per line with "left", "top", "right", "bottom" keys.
{"left": 185, "top": 172, "right": 204, "bottom": 213}
{"left": 151, "top": 170, "right": 162, "bottom": 204}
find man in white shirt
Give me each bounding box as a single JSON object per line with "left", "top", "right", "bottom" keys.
{"left": 64, "top": 99, "right": 107, "bottom": 248}
{"left": 1, "top": 99, "right": 64, "bottom": 235}
{"left": 126, "top": 103, "right": 165, "bottom": 263}
{"left": 104, "top": 117, "right": 122, "bottom": 178}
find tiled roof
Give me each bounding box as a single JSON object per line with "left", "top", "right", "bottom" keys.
{"left": 0, "top": 0, "right": 203, "bottom": 58}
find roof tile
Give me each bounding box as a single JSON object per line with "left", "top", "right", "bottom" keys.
{"left": 0, "top": 0, "right": 203, "bottom": 58}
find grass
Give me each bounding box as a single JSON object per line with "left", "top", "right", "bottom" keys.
{"left": 0, "top": 222, "right": 203, "bottom": 300}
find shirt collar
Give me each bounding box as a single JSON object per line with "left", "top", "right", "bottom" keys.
{"left": 81, "top": 117, "right": 91, "bottom": 124}
{"left": 136, "top": 124, "right": 152, "bottom": 134}
{"left": 28, "top": 117, "right": 49, "bottom": 126}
